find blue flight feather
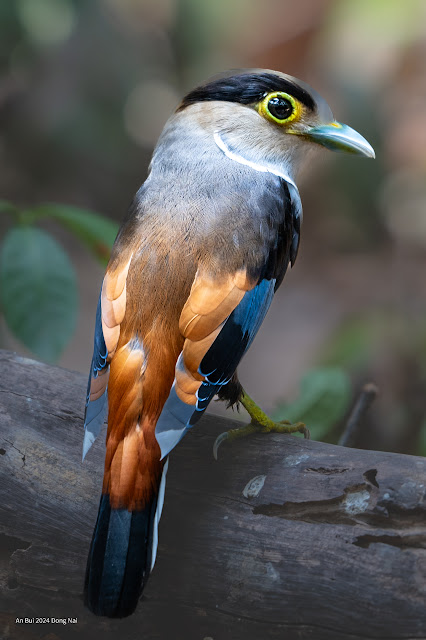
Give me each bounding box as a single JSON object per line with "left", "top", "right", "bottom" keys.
{"left": 83, "top": 291, "right": 109, "bottom": 459}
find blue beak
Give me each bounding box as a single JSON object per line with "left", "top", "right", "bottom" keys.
{"left": 306, "top": 122, "right": 375, "bottom": 158}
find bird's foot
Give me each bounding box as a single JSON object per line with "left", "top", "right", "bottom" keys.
{"left": 213, "top": 391, "right": 309, "bottom": 459}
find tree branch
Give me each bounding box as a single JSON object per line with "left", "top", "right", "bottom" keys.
{"left": 0, "top": 351, "right": 425, "bottom": 640}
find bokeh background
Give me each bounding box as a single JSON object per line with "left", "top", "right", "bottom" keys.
{"left": 1, "top": 0, "right": 426, "bottom": 454}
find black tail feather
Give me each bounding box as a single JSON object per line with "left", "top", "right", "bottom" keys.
{"left": 84, "top": 494, "right": 157, "bottom": 618}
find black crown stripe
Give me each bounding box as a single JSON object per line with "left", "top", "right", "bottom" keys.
{"left": 178, "top": 72, "right": 315, "bottom": 112}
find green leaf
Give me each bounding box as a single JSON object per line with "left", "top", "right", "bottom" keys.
{"left": 272, "top": 367, "right": 352, "bottom": 441}
{"left": 0, "top": 227, "right": 77, "bottom": 362}
{"left": 0, "top": 200, "right": 19, "bottom": 216}
{"left": 32, "top": 203, "right": 119, "bottom": 264}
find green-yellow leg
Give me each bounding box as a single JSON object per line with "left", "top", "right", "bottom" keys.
{"left": 213, "top": 390, "right": 310, "bottom": 460}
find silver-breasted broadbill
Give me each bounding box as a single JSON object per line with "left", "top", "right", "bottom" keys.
{"left": 82, "top": 69, "right": 374, "bottom": 617}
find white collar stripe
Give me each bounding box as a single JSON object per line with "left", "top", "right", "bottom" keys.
{"left": 213, "top": 131, "right": 298, "bottom": 191}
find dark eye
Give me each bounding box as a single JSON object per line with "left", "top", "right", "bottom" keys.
{"left": 267, "top": 96, "right": 293, "bottom": 121}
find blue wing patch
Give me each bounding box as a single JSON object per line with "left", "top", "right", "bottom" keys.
{"left": 83, "top": 292, "right": 109, "bottom": 460}
{"left": 155, "top": 277, "right": 276, "bottom": 459}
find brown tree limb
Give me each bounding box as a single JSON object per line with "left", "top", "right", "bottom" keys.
{"left": 0, "top": 350, "right": 425, "bottom": 640}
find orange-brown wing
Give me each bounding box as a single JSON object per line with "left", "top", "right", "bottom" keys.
{"left": 82, "top": 255, "right": 132, "bottom": 459}
{"left": 84, "top": 251, "right": 163, "bottom": 510}
{"left": 98, "top": 250, "right": 175, "bottom": 510}
{"left": 154, "top": 267, "right": 270, "bottom": 458}
{"left": 101, "top": 337, "right": 164, "bottom": 511}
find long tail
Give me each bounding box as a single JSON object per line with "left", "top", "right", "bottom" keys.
{"left": 84, "top": 458, "right": 168, "bottom": 618}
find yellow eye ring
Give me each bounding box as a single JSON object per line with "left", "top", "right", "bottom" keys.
{"left": 258, "top": 92, "right": 300, "bottom": 125}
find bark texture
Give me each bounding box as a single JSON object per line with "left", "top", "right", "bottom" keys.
{"left": 0, "top": 350, "right": 425, "bottom": 640}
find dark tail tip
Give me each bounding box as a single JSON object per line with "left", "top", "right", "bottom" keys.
{"left": 84, "top": 494, "right": 156, "bottom": 618}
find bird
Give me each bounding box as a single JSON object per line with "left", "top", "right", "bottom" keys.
{"left": 82, "top": 69, "right": 374, "bottom": 618}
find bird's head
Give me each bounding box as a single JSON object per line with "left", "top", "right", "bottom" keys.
{"left": 176, "top": 69, "right": 374, "bottom": 182}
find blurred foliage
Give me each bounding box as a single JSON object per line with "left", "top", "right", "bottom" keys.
{"left": 0, "top": 0, "right": 425, "bottom": 454}
{"left": 0, "top": 201, "right": 118, "bottom": 362}
{"left": 272, "top": 367, "right": 352, "bottom": 441}
{"left": 0, "top": 225, "right": 76, "bottom": 362}
{"left": 30, "top": 203, "right": 118, "bottom": 263}
{"left": 270, "top": 307, "right": 426, "bottom": 449}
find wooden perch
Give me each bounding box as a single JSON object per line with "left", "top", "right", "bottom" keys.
{"left": 0, "top": 349, "right": 425, "bottom": 640}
